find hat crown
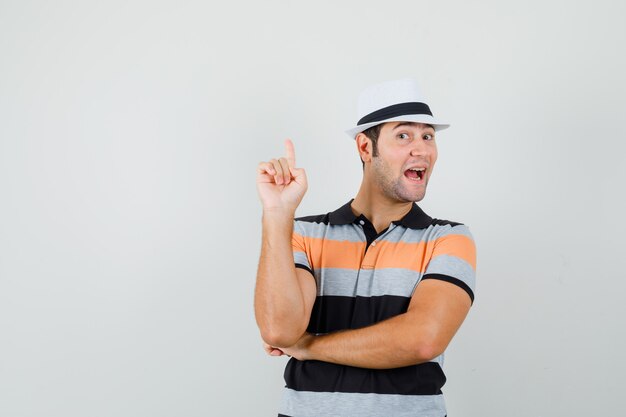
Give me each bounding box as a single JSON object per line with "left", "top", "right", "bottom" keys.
{"left": 357, "top": 78, "right": 427, "bottom": 118}
{"left": 345, "top": 77, "right": 449, "bottom": 139}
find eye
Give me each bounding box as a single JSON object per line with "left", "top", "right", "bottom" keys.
{"left": 423, "top": 133, "right": 434, "bottom": 141}
{"left": 398, "top": 133, "right": 410, "bottom": 140}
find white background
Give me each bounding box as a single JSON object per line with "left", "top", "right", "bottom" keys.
{"left": 1, "top": 1, "right": 625, "bottom": 416}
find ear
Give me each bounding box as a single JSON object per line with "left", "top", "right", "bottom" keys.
{"left": 355, "top": 133, "right": 373, "bottom": 163}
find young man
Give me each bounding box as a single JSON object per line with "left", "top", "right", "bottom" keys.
{"left": 255, "top": 78, "right": 477, "bottom": 417}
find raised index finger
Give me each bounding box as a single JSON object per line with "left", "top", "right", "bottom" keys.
{"left": 285, "top": 139, "right": 296, "bottom": 168}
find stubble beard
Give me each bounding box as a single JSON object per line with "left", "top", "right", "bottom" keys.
{"left": 372, "top": 156, "right": 427, "bottom": 203}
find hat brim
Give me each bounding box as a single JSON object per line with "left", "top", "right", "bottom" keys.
{"left": 345, "top": 115, "right": 450, "bottom": 139}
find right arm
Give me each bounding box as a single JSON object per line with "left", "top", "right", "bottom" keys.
{"left": 254, "top": 140, "right": 317, "bottom": 348}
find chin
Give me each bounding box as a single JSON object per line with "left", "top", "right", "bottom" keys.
{"left": 394, "top": 192, "right": 426, "bottom": 203}
{"left": 395, "top": 187, "right": 427, "bottom": 203}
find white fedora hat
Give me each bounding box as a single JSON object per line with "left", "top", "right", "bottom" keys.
{"left": 345, "top": 78, "right": 450, "bottom": 139}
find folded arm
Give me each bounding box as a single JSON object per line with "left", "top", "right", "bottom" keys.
{"left": 255, "top": 212, "right": 317, "bottom": 348}
{"left": 278, "top": 278, "right": 472, "bottom": 369}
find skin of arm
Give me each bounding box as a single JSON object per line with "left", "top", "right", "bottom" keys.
{"left": 255, "top": 212, "right": 317, "bottom": 348}
{"left": 254, "top": 139, "right": 317, "bottom": 348}
{"left": 275, "top": 278, "right": 472, "bottom": 369}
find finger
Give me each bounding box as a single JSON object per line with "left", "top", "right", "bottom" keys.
{"left": 285, "top": 139, "right": 296, "bottom": 168}
{"left": 278, "top": 157, "right": 291, "bottom": 185}
{"left": 257, "top": 162, "right": 276, "bottom": 176}
{"left": 289, "top": 166, "right": 305, "bottom": 180}
{"left": 270, "top": 158, "right": 284, "bottom": 184}
{"left": 289, "top": 167, "right": 308, "bottom": 188}
{"left": 263, "top": 342, "right": 279, "bottom": 356}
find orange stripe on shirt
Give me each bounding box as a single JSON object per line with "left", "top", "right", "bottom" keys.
{"left": 373, "top": 235, "right": 476, "bottom": 272}
{"left": 295, "top": 233, "right": 475, "bottom": 272}
{"left": 430, "top": 233, "right": 476, "bottom": 270}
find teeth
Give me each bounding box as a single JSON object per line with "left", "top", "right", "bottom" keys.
{"left": 406, "top": 167, "right": 425, "bottom": 181}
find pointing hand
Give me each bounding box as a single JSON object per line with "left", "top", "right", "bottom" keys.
{"left": 257, "top": 139, "right": 308, "bottom": 213}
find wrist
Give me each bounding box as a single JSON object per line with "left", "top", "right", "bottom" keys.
{"left": 262, "top": 207, "right": 296, "bottom": 219}
{"left": 303, "top": 333, "right": 320, "bottom": 361}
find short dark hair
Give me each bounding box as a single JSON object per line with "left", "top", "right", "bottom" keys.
{"left": 360, "top": 124, "right": 383, "bottom": 168}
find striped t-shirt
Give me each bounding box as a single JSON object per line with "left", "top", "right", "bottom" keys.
{"left": 278, "top": 200, "right": 476, "bottom": 417}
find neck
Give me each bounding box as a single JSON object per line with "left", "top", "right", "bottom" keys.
{"left": 351, "top": 179, "right": 413, "bottom": 233}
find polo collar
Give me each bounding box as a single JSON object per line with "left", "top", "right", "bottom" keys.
{"left": 328, "top": 199, "right": 433, "bottom": 230}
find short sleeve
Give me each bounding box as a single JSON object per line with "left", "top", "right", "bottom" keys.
{"left": 422, "top": 224, "right": 477, "bottom": 304}
{"left": 292, "top": 220, "right": 313, "bottom": 276}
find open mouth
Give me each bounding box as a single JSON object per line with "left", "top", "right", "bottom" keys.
{"left": 404, "top": 168, "right": 425, "bottom": 181}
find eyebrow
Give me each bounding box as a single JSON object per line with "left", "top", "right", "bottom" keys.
{"left": 392, "top": 122, "right": 435, "bottom": 131}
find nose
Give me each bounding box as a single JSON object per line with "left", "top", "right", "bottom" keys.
{"left": 409, "top": 137, "right": 428, "bottom": 157}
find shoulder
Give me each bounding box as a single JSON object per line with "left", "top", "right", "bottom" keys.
{"left": 294, "top": 212, "right": 331, "bottom": 225}
{"left": 292, "top": 211, "right": 334, "bottom": 239}
{"left": 428, "top": 219, "right": 475, "bottom": 245}
{"left": 425, "top": 219, "right": 477, "bottom": 271}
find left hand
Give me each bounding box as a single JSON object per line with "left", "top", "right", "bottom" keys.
{"left": 263, "top": 342, "right": 285, "bottom": 357}
{"left": 263, "top": 333, "right": 315, "bottom": 361}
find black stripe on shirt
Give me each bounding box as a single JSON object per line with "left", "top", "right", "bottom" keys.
{"left": 294, "top": 263, "right": 314, "bottom": 276}
{"left": 307, "top": 295, "right": 411, "bottom": 334}
{"left": 422, "top": 273, "right": 474, "bottom": 303}
{"left": 284, "top": 359, "right": 446, "bottom": 395}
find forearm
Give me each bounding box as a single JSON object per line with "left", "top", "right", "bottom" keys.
{"left": 307, "top": 313, "right": 437, "bottom": 369}
{"left": 255, "top": 209, "right": 308, "bottom": 347}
